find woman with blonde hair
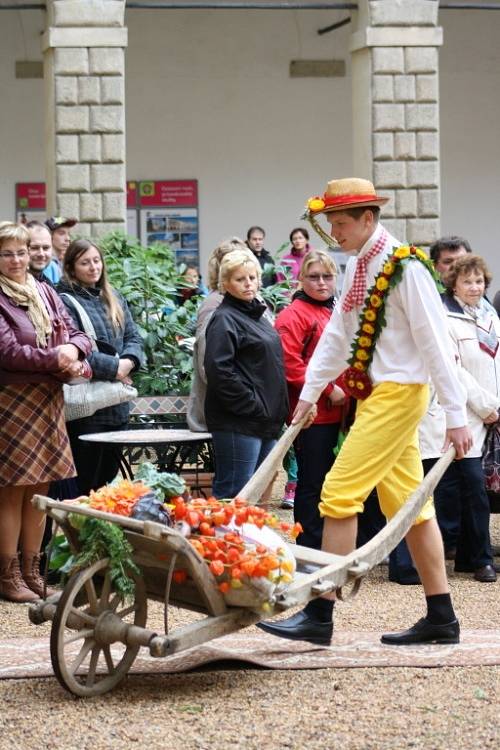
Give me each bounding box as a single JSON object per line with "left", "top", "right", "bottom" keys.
{"left": 57, "top": 239, "right": 144, "bottom": 494}
{"left": 187, "top": 237, "right": 255, "bottom": 432}
{"left": 204, "top": 249, "right": 288, "bottom": 498}
{"left": 0, "top": 222, "right": 91, "bottom": 602}
{"left": 275, "top": 250, "right": 346, "bottom": 548}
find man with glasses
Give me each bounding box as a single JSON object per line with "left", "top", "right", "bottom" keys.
{"left": 27, "top": 221, "right": 55, "bottom": 286}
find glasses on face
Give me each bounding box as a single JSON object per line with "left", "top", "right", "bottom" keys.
{"left": 304, "top": 273, "right": 335, "bottom": 282}
{"left": 0, "top": 251, "right": 29, "bottom": 260}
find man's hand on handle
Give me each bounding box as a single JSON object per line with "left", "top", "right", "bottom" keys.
{"left": 443, "top": 425, "right": 473, "bottom": 459}
{"left": 292, "top": 399, "right": 317, "bottom": 428}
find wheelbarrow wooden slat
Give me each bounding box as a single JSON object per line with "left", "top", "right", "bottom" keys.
{"left": 30, "top": 417, "right": 457, "bottom": 698}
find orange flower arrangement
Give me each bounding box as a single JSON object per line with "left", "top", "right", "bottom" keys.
{"left": 87, "top": 479, "right": 151, "bottom": 516}
{"left": 168, "top": 495, "right": 302, "bottom": 595}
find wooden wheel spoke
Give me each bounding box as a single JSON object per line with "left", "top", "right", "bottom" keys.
{"left": 109, "top": 593, "right": 122, "bottom": 612}
{"left": 69, "top": 607, "right": 97, "bottom": 626}
{"left": 63, "top": 628, "right": 94, "bottom": 646}
{"left": 84, "top": 579, "right": 99, "bottom": 613}
{"left": 69, "top": 638, "right": 94, "bottom": 675}
{"left": 103, "top": 645, "right": 115, "bottom": 674}
{"left": 99, "top": 571, "right": 112, "bottom": 608}
{"left": 86, "top": 645, "right": 101, "bottom": 687}
{"left": 116, "top": 603, "right": 136, "bottom": 619}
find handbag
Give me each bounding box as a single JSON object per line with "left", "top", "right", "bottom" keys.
{"left": 60, "top": 293, "right": 138, "bottom": 422}
{"left": 481, "top": 422, "right": 500, "bottom": 494}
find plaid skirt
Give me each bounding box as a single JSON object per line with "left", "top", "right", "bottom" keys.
{"left": 0, "top": 382, "right": 75, "bottom": 487}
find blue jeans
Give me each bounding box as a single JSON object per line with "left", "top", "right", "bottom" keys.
{"left": 211, "top": 431, "right": 276, "bottom": 499}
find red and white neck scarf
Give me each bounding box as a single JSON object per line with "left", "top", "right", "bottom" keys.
{"left": 342, "top": 229, "right": 388, "bottom": 313}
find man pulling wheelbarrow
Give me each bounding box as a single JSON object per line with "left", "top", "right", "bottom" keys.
{"left": 259, "top": 177, "right": 473, "bottom": 647}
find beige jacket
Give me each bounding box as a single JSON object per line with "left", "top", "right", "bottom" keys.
{"left": 419, "top": 297, "right": 500, "bottom": 459}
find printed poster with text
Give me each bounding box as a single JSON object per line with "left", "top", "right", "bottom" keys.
{"left": 139, "top": 180, "right": 199, "bottom": 267}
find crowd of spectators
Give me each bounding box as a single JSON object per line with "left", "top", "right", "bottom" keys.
{"left": 0, "top": 210, "right": 498, "bottom": 604}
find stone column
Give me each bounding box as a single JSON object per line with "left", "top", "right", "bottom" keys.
{"left": 350, "top": 0, "right": 442, "bottom": 246}
{"left": 42, "top": 1, "right": 127, "bottom": 237}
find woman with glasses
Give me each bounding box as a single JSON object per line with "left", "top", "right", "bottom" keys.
{"left": 0, "top": 222, "right": 91, "bottom": 602}
{"left": 275, "top": 251, "right": 347, "bottom": 549}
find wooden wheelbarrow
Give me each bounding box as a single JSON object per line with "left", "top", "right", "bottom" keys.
{"left": 30, "top": 418, "right": 455, "bottom": 697}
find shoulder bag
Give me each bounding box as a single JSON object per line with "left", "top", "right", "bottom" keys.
{"left": 60, "top": 293, "right": 138, "bottom": 421}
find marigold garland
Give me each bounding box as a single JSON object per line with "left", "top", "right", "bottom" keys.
{"left": 343, "top": 245, "right": 442, "bottom": 400}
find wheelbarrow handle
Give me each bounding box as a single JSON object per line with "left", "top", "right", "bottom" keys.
{"left": 237, "top": 415, "right": 309, "bottom": 503}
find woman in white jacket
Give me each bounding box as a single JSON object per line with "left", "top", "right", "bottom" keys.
{"left": 423, "top": 255, "right": 499, "bottom": 582}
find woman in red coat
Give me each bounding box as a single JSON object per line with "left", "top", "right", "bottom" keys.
{"left": 0, "top": 222, "right": 91, "bottom": 602}
{"left": 275, "top": 250, "right": 347, "bottom": 549}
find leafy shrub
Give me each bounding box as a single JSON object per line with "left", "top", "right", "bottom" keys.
{"left": 100, "top": 231, "right": 200, "bottom": 395}
{"left": 99, "top": 231, "right": 294, "bottom": 395}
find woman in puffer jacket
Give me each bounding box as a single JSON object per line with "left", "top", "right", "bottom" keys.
{"left": 57, "top": 239, "right": 144, "bottom": 495}
{"left": 204, "top": 249, "right": 288, "bottom": 499}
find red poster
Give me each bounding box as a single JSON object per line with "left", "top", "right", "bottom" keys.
{"left": 138, "top": 180, "right": 198, "bottom": 207}
{"left": 127, "top": 181, "right": 138, "bottom": 208}
{"left": 16, "top": 183, "right": 46, "bottom": 210}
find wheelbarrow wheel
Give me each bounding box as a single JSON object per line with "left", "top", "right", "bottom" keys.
{"left": 50, "top": 558, "right": 147, "bottom": 697}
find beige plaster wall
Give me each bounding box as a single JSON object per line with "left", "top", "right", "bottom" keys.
{"left": 124, "top": 8, "right": 352, "bottom": 268}
{"left": 0, "top": 6, "right": 499, "bottom": 289}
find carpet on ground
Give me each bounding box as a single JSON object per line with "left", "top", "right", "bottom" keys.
{"left": 0, "top": 629, "right": 499, "bottom": 679}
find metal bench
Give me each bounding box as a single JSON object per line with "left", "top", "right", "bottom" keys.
{"left": 126, "top": 395, "right": 214, "bottom": 496}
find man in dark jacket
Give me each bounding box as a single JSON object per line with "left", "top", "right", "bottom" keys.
{"left": 246, "top": 226, "right": 277, "bottom": 287}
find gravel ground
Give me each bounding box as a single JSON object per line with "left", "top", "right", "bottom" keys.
{"left": 0, "top": 485, "right": 498, "bottom": 750}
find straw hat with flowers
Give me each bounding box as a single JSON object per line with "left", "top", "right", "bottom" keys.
{"left": 303, "top": 178, "right": 388, "bottom": 247}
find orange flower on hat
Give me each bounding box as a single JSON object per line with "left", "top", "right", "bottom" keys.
{"left": 308, "top": 197, "right": 326, "bottom": 212}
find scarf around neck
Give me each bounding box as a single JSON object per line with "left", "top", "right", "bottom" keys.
{"left": 0, "top": 273, "right": 52, "bottom": 347}
{"left": 342, "top": 228, "right": 388, "bottom": 312}
{"left": 455, "top": 295, "right": 499, "bottom": 358}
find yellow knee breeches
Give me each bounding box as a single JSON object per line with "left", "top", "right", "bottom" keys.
{"left": 319, "top": 382, "right": 435, "bottom": 524}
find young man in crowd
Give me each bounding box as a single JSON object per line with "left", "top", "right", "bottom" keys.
{"left": 246, "top": 226, "right": 276, "bottom": 287}
{"left": 27, "top": 221, "right": 55, "bottom": 286}
{"left": 259, "top": 177, "right": 472, "bottom": 647}
{"left": 44, "top": 216, "right": 77, "bottom": 283}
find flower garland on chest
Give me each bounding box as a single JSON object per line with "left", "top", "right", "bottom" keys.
{"left": 343, "top": 245, "right": 442, "bottom": 400}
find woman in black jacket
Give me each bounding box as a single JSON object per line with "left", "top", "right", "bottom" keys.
{"left": 204, "top": 249, "right": 288, "bottom": 498}
{"left": 57, "top": 239, "right": 144, "bottom": 494}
